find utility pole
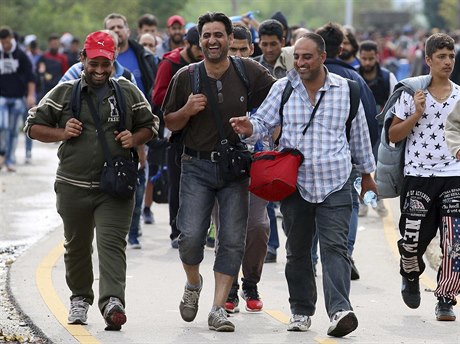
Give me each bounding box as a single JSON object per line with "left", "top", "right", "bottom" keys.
{"left": 457, "top": 0, "right": 460, "bottom": 30}
{"left": 345, "top": 0, "right": 353, "bottom": 26}
{"left": 231, "top": 0, "right": 238, "bottom": 16}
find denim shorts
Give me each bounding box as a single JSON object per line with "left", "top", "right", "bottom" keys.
{"left": 177, "top": 154, "right": 249, "bottom": 276}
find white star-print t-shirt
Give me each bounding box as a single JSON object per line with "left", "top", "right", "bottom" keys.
{"left": 393, "top": 82, "right": 460, "bottom": 177}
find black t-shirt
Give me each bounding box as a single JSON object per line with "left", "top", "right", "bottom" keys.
{"left": 163, "top": 58, "right": 275, "bottom": 151}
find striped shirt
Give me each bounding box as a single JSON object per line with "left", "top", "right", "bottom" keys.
{"left": 248, "top": 68, "right": 375, "bottom": 203}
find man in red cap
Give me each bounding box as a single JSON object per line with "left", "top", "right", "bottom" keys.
{"left": 24, "top": 30, "right": 159, "bottom": 331}
{"left": 156, "top": 15, "right": 186, "bottom": 58}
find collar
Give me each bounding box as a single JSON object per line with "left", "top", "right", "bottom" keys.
{"left": 80, "top": 73, "right": 115, "bottom": 93}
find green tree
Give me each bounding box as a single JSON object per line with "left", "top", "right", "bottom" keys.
{"left": 0, "top": 0, "right": 186, "bottom": 47}
{"left": 137, "top": 0, "right": 188, "bottom": 27}
{"left": 178, "top": 0, "right": 394, "bottom": 30}
{"left": 423, "top": 0, "right": 448, "bottom": 29}
{"left": 438, "top": 0, "right": 460, "bottom": 30}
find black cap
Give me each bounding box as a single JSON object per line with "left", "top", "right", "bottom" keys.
{"left": 185, "top": 26, "right": 200, "bottom": 46}
{"left": 270, "top": 11, "right": 288, "bottom": 30}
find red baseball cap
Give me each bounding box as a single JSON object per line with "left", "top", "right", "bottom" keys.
{"left": 84, "top": 31, "right": 115, "bottom": 60}
{"left": 167, "top": 15, "right": 185, "bottom": 27}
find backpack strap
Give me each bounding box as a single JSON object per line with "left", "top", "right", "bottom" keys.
{"left": 381, "top": 68, "right": 391, "bottom": 101}
{"left": 345, "top": 79, "right": 360, "bottom": 142}
{"left": 70, "top": 79, "right": 82, "bottom": 120}
{"left": 110, "top": 78, "right": 127, "bottom": 132}
{"left": 121, "top": 68, "right": 132, "bottom": 81}
{"left": 279, "top": 80, "right": 294, "bottom": 118}
{"left": 188, "top": 61, "right": 202, "bottom": 95}
{"left": 275, "top": 80, "right": 294, "bottom": 145}
{"left": 229, "top": 56, "right": 252, "bottom": 111}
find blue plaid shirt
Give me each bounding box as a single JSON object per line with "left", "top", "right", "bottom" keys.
{"left": 247, "top": 68, "right": 375, "bottom": 203}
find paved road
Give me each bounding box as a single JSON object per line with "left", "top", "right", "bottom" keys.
{"left": 5, "top": 140, "right": 460, "bottom": 344}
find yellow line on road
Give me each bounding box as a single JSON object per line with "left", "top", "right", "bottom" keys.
{"left": 382, "top": 200, "right": 437, "bottom": 291}
{"left": 36, "top": 241, "right": 101, "bottom": 344}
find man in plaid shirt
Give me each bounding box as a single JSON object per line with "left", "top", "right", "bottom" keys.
{"left": 230, "top": 32, "right": 376, "bottom": 337}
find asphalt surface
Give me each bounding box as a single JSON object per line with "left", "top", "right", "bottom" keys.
{"left": 3, "top": 138, "right": 460, "bottom": 344}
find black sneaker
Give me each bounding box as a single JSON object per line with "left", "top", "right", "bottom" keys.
{"left": 350, "top": 256, "right": 360, "bottom": 280}
{"left": 401, "top": 276, "right": 420, "bottom": 309}
{"left": 171, "top": 237, "right": 179, "bottom": 249}
{"left": 103, "top": 297, "right": 126, "bottom": 331}
{"left": 435, "top": 297, "right": 456, "bottom": 321}
{"left": 225, "top": 288, "right": 239, "bottom": 313}
{"left": 264, "top": 252, "right": 277, "bottom": 263}
{"left": 143, "top": 207, "right": 154, "bottom": 224}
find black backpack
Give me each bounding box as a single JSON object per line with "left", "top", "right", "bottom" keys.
{"left": 276, "top": 78, "right": 360, "bottom": 144}
{"left": 70, "top": 78, "right": 127, "bottom": 132}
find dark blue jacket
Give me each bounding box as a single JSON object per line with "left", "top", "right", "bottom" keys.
{"left": 325, "top": 58, "right": 378, "bottom": 147}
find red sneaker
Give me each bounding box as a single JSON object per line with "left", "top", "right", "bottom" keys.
{"left": 240, "top": 286, "right": 263, "bottom": 312}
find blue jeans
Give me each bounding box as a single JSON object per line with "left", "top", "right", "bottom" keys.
{"left": 311, "top": 169, "right": 359, "bottom": 263}
{"left": 0, "top": 96, "right": 25, "bottom": 165}
{"left": 177, "top": 154, "right": 249, "bottom": 276}
{"left": 266, "top": 201, "right": 279, "bottom": 254}
{"left": 128, "top": 167, "right": 146, "bottom": 242}
{"left": 281, "top": 183, "right": 353, "bottom": 317}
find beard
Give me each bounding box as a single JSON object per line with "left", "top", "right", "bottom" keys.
{"left": 362, "top": 65, "right": 376, "bottom": 73}
{"left": 186, "top": 46, "right": 199, "bottom": 63}
{"left": 171, "top": 34, "right": 183, "bottom": 45}
{"left": 203, "top": 45, "right": 228, "bottom": 63}
{"left": 339, "top": 50, "right": 353, "bottom": 60}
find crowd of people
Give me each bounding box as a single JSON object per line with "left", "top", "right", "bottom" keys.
{"left": 1, "top": 7, "right": 459, "bottom": 338}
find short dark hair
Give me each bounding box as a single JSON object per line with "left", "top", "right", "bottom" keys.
{"left": 0, "top": 26, "right": 13, "bottom": 39}
{"left": 48, "top": 33, "right": 60, "bottom": 42}
{"left": 258, "top": 19, "right": 284, "bottom": 41}
{"left": 198, "top": 12, "right": 233, "bottom": 36}
{"left": 359, "top": 40, "right": 378, "bottom": 53}
{"left": 104, "top": 13, "right": 128, "bottom": 29}
{"left": 425, "top": 33, "right": 455, "bottom": 57}
{"left": 297, "top": 32, "right": 326, "bottom": 54}
{"left": 138, "top": 13, "right": 158, "bottom": 29}
{"left": 232, "top": 23, "right": 252, "bottom": 43}
{"left": 315, "top": 22, "right": 344, "bottom": 58}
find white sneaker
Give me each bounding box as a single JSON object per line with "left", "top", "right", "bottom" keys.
{"left": 327, "top": 310, "right": 358, "bottom": 337}
{"left": 374, "top": 199, "right": 388, "bottom": 217}
{"left": 358, "top": 203, "right": 368, "bottom": 217}
{"left": 287, "top": 314, "right": 311, "bottom": 331}
{"left": 68, "top": 296, "right": 90, "bottom": 324}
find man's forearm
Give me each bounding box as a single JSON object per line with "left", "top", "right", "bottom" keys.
{"left": 29, "top": 124, "right": 66, "bottom": 143}
{"left": 132, "top": 127, "right": 155, "bottom": 146}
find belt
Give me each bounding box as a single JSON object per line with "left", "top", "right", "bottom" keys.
{"left": 184, "top": 147, "right": 220, "bottom": 162}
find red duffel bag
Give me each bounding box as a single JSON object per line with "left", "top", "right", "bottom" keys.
{"left": 248, "top": 148, "right": 304, "bottom": 202}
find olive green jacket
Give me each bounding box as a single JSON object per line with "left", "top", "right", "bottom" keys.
{"left": 25, "top": 77, "right": 159, "bottom": 188}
